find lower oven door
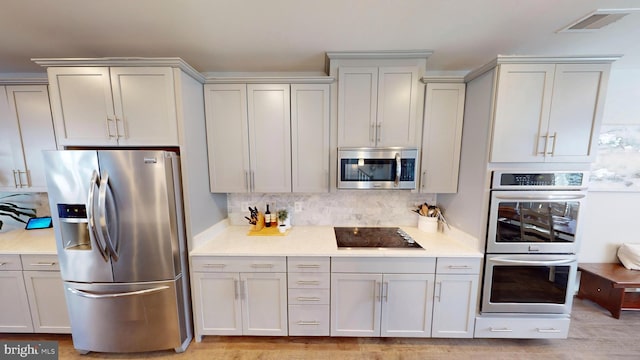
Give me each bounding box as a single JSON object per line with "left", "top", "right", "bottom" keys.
{"left": 481, "top": 254, "right": 577, "bottom": 314}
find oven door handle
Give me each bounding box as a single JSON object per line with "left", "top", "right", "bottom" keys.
{"left": 491, "top": 258, "right": 576, "bottom": 266}
{"left": 494, "top": 194, "right": 585, "bottom": 201}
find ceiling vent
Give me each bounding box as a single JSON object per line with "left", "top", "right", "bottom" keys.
{"left": 558, "top": 9, "right": 636, "bottom": 32}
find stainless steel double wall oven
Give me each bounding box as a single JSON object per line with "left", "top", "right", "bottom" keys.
{"left": 481, "top": 171, "right": 588, "bottom": 315}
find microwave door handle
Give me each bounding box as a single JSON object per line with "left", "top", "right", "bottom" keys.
{"left": 395, "top": 153, "right": 401, "bottom": 186}
{"left": 492, "top": 258, "right": 575, "bottom": 266}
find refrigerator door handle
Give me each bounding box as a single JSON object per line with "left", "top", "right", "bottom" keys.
{"left": 88, "top": 170, "right": 109, "bottom": 261}
{"left": 67, "top": 286, "right": 170, "bottom": 299}
{"left": 98, "top": 171, "right": 119, "bottom": 261}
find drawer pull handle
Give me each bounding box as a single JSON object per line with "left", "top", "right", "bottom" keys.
{"left": 447, "top": 265, "right": 472, "bottom": 269}
{"left": 489, "top": 327, "right": 513, "bottom": 332}
{"left": 203, "top": 264, "right": 226, "bottom": 268}
{"left": 536, "top": 328, "right": 561, "bottom": 333}
{"left": 0, "top": 262, "right": 7, "bottom": 266}
{"left": 296, "top": 321, "right": 321, "bottom": 326}
{"left": 296, "top": 281, "right": 321, "bottom": 285}
{"left": 29, "top": 262, "right": 57, "bottom": 266}
{"left": 296, "top": 297, "right": 321, "bottom": 302}
{"left": 296, "top": 264, "right": 321, "bottom": 269}
{"left": 251, "top": 264, "right": 274, "bottom": 268}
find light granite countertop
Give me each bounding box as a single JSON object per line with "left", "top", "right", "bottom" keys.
{"left": 0, "top": 228, "right": 57, "bottom": 254}
{"left": 190, "top": 225, "right": 482, "bottom": 258}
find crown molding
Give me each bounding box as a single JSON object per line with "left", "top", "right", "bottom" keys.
{"left": 421, "top": 73, "right": 467, "bottom": 83}
{"left": 204, "top": 72, "right": 334, "bottom": 84}
{"left": 465, "top": 54, "right": 623, "bottom": 82}
{"left": 31, "top": 57, "right": 205, "bottom": 83}
{"left": 326, "top": 50, "right": 433, "bottom": 60}
{"left": 0, "top": 73, "right": 48, "bottom": 84}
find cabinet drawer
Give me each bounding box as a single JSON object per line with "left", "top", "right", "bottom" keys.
{"left": 21, "top": 254, "right": 60, "bottom": 271}
{"left": 0, "top": 254, "right": 22, "bottom": 271}
{"left": 288, "top": 257, "right": 330, "bottom": 273}
{"left": 191, "top": 256, "right": 286, "bottom": 273}
{"left": 288, "top": 273, "right": 330, "bottom": 289}
{"left": 474, "top": 316, "right": 570, "bottom": 339}
{"left": 288, "top": 305, "right": 330, "bottom": 336}
{"left": 436, "top": 257, "right": 481, "bottom": 274}
{"left": 288, "top": 289, "right": 330, "bottom": 305}
{"left": 331, "top": 257, "right": 435, "bottom": 273}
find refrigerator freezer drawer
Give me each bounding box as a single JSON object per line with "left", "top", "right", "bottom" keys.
{"left": 64, "top": 278, "right": 189, "bottom": 353}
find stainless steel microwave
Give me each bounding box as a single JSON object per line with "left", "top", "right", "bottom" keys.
{"left": 337, "top": 147, "right": 418, "bottom": 189}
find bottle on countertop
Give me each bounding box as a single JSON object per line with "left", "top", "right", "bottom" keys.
{"left": 265, "top": 204, "right": 271, "bottom": 227}
{"left": 271, "top": 203, "right": 278, "bottom": 226}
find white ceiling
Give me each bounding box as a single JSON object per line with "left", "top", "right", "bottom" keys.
{"left": 1, "top": 0, "right": 640, "bottom": 75}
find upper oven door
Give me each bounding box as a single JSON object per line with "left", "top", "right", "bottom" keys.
{"left": 486, "top": 190, "right": 587, "bottom": 254}
{"left": 338, "top": 148, "right": 417, "bottom": 189}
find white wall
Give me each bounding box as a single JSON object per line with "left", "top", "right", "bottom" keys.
{"left": 579, "top": 67, "right": 640, "bottom": 262}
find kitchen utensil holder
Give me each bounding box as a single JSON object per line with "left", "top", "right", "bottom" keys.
{"left": 418, "top": 216, "right": 438, "bottom": 233}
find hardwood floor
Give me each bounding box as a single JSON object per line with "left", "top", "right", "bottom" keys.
{"left": 3, "top": 298, "right": 639, "bottom": 359}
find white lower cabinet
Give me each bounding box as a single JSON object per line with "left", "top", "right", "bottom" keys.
{"left": 190, "top": 255, "right": 482, "bottom": 340}
{"left": 330, "top": 257, "right": 436, "bottom": 337}
{"left": 0, "top": 266, "right": 33, "bottom": 332}
{"left": 22, "top": 271, "right": 71, "bottom": 333}
{"left": 474, "top": 316, "right": 570, "bottom": 339}
{"left": 287, "top": 257, "right": 330, "bottom": 336}
{"left": 431, "top": 257, "right": 480, "bottom": 338}
{"left": 0, "top": 254, "right": 70, "bottom": 334}
{"left": 191, "top": 256, "right": 288, "bottom": 340}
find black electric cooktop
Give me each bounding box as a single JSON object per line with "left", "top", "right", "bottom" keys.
{"left": 334, "top": 227, "right": 423, "bottom": 249}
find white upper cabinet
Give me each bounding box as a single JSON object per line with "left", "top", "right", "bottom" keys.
{"left": 0, "top": 85, "right": 57, "bottom": 192}
{"left": 420, "top": 82, "right": 465, "bottom": 193}
{"left": 490, "top": 62, "right": 611, "bottom": 163}
{"left": 206, "top": 81, "right": 330, "bottom": 193}
{"left": 247, "top": 84, "right": 291, "bottom": 193}
{"left": 47, "top": 66, "right": 178, "bottom": 146}
{"left": 205, "top": 84, "right": 250, "bottom": 193}
{"left": 337, "top": 66, "right": 421, "bottom": 148}
{"left": 291, "top": 84, "right": 330, "bottom": 192}
{"left": 205, "top": 83, "right": 291, "bottom": 193}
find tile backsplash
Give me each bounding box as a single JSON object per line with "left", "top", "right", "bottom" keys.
{"left": 228, "top": 191, "right": 437, "bottom": 227}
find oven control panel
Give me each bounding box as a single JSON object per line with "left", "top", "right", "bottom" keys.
{"left": 492, "top": 171, "right": 587, "bottom": 189}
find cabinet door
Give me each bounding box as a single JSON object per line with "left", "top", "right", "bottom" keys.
{"left": 337, "top": 67, "right": 378, "bottom": 147}
{"left": 291, "top": 84, "right": 330, "bottom": 192}
{"left": 432, "top": 274, "right": 478, "bottom": 338}
{"left": 110, "top": 67, "right": 178, "bottom": 146}
{"left": 22, "top": 271, "right": 71, "bottom": 333}
{"left": 0, "top": 86, "right": 19, "bottom": 189}
{"left": 247, "top": 84, "right": 291, "bottom": 193}
{"left": 331, "top": 273, "right": 382, "bottom": 336}
{"left": 2, "top": 86, "right": 57, "bottom": 191}
{"left": 205, "top": 84, "right": 251, "bottom": 192}
{"left": 47, "top": 67, "right": 117, "bottom": 146}
{"left": 421, "top": 83, "right": 465, "bottom": 193}
{"left": 191, "top": 272, "right": 242, "bottom": 338}
{"left": 241, "top": 272, "right": 288, "bottom": 336}
{"left": 380, "top": 273, "right": 434, "bottom": 337}
{"left": 377, "top": 66, "right": 420, "bottom": 147}
{"left": 0, "top": 271, "right": 33, "bottom": 332}
{"left": 546, "top": 63, "right": 610, "bottom": 162}
{"left": 490, "top": 64, "right": 555, "bottom": 162}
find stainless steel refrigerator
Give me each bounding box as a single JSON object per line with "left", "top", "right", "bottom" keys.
{"left": 43, "top": 150, "right": 191, "bottom": 354}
